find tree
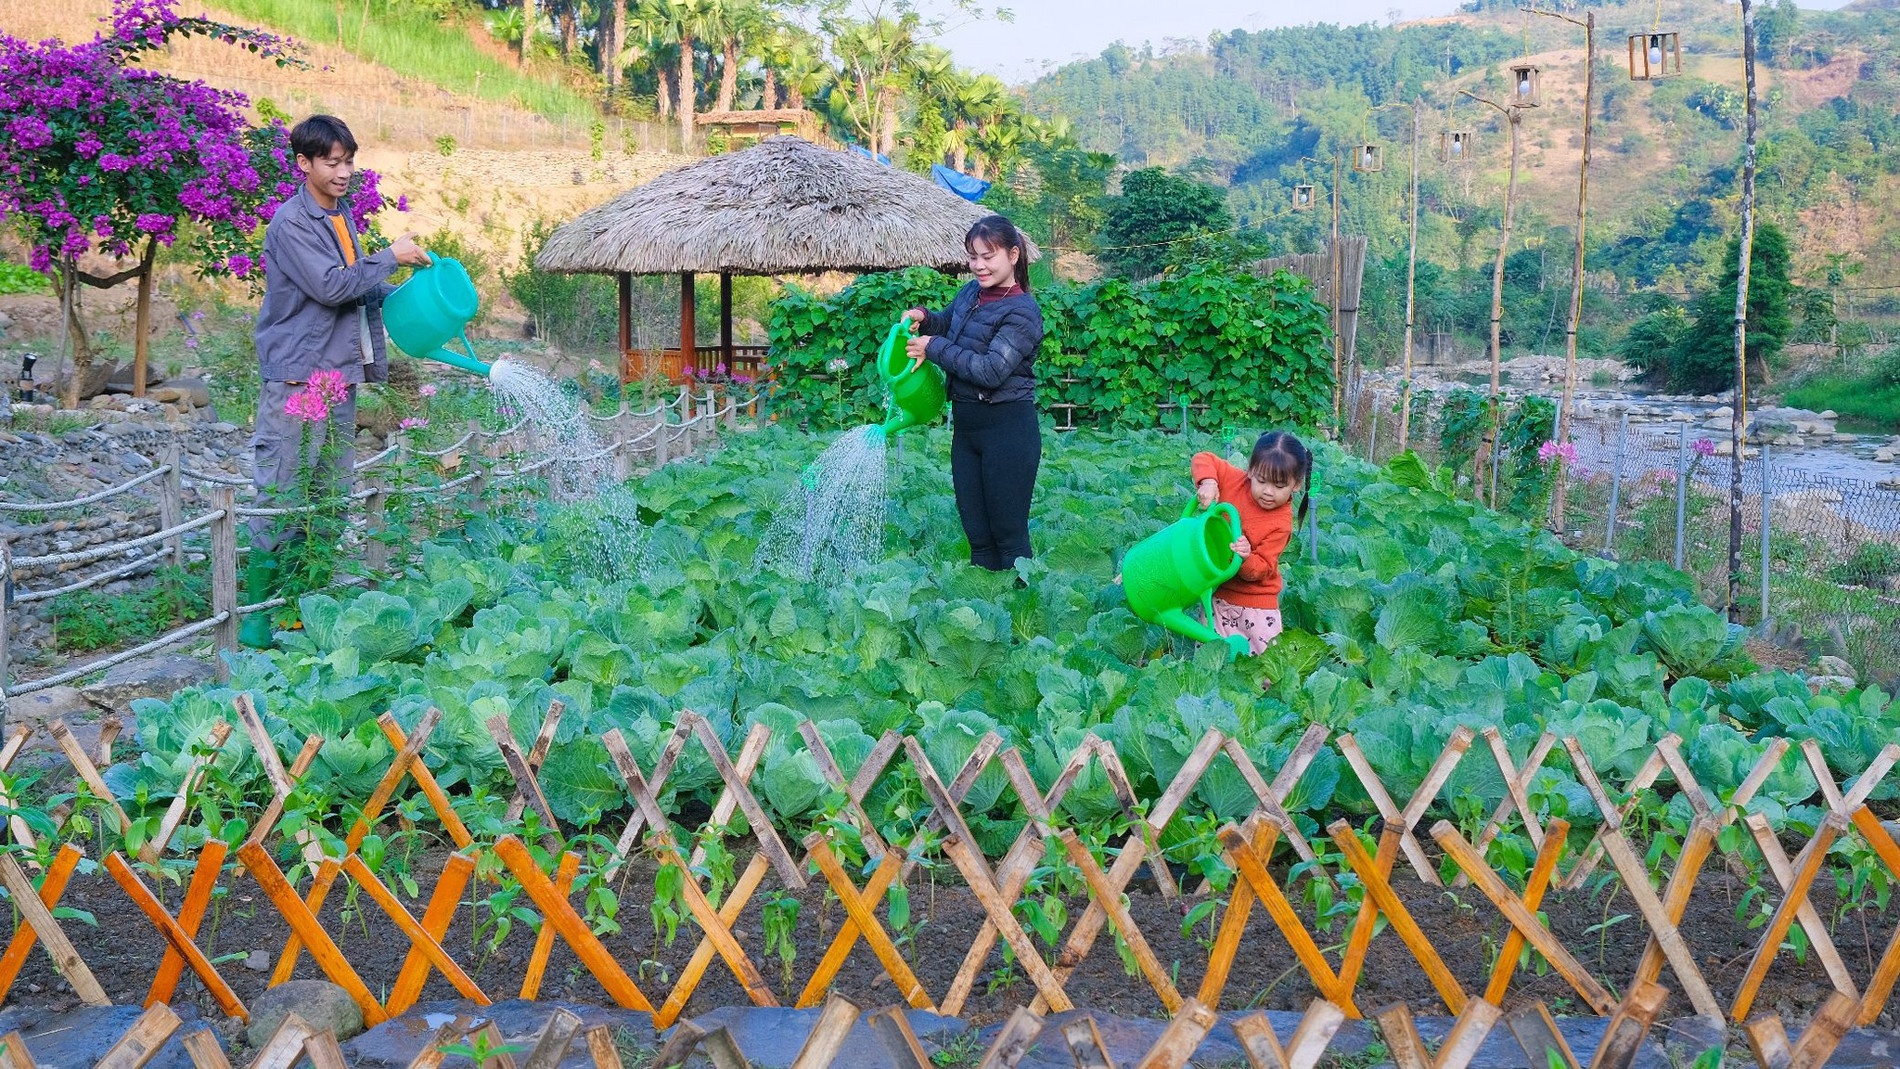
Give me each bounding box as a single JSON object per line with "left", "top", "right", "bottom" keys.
{"left": 1096, "top": 168, "right": 1232, "bottom": 278}
{"left": 0, "top": 0, "right": 383, "bottom": 406}
{"left": 1671, "top": 221, "right": 1793, "bottom": 392}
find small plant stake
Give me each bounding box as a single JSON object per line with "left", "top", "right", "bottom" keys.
{"left": 1743, "top": 990, "right": 1860, "bottom": 1069}
{"left": 1589, "top": 981, "right": 1670, "bottom": 1069}
{"left": 1505, "top": 1004, "right": 1577, "bottom": 1069}
{"left": 975, "top": 1007, "right": 1045, "bottom": 1069}
{"left": 1230, "top": 999, "right": 1346, "bottom": 1069}
{"left": 1375, "top": 998, "right": 1500, "bottom": 1069}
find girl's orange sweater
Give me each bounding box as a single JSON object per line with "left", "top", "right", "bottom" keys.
{"left": 1190, "top": 452, "right": 1294, "bottom": 609}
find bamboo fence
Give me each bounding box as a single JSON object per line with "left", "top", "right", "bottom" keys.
{"left": 0, "top": 690, "right": 1895, "bottom": 1068}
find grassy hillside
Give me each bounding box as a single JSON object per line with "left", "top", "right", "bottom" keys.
{"left": 210, "top": 0, "right": 598, "bottom": 123}
{"left": 1023, "top": 0, "right": 1900, "bottom": 364}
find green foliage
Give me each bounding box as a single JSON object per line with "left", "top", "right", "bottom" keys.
{"left": 982, "top": 143, "right": 1117, "bottom": 252}
{"left": 1667, "top": 223, "right": 1797, "bottom": 393}
{"left": 0, "top": 261, "right": 48, "bottom": 295}
{"left": 47, "top": 567, "right": 208, "bottom": 653}
{"left": 120, "top": 425, "right": 1895, "bottom": 862}
{"left": 1040, "top": 264, "right": 1334, "bottom": 431}
{"left": 1618, "top": 307, "right": 1687, "bottom": 379}
{"left": 503, "top": 218, "right": 620, "bottom": 353}
{"left": 764, "top": 267, "right": 963, "bottom": 429}
{"left": 764, "top": 262, "right": 1334, "bottom": 433}
{"left": 1785, "top": 348, "right": 1900, "bottom": 433}
{"left": 1096, "top": 168, "right": 1233, "bottom": 278}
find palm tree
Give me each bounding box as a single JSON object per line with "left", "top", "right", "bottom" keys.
{"left": 655, "top": 0, "right": 719, "bottom": 144}
{"left": 519, "top": 0, "right": 537, "bottom": 65}
{"left": 626, "top": 0, "right": 680, "bottom": 118}
{"left": 829, "top": 15, "right": 918, "bottom": 157}
{"left": 712, "top": 0, "right": 771, "bottom": 113}
{"left": 947, "top": 73, "right": 1006, "bottom": 174}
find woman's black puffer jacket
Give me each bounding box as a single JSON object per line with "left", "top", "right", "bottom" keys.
{"left": 920, "top": 281, "right": 1043, "bottom": 404}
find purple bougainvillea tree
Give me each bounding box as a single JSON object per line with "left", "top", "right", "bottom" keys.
{"left": 0, "top": 0, "right": 390, "bottom": 404}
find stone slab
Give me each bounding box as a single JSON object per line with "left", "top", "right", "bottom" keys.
{"left": 341, "top": 998, "right": 653, "bottom": 1068}
{"left": 0, "top": 1002, "right": 205, "bottom": 1069}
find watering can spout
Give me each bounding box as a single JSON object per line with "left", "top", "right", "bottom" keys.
{"left": 419, "top": 346, "right": 492, "bottom": 378}
{"left": 1149, "top": 606, "right": 1249, "bottom": 662}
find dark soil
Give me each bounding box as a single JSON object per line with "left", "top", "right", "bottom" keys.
{"left": 7, "top": 837, "right": 1887, "bottom": 1033}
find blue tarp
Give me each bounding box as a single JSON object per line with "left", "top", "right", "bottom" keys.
{"left": 932, "top": 164, "right": 991, "bottom": 202}
{"left": 849, "top": 144, "right": 892, "bottom": 166}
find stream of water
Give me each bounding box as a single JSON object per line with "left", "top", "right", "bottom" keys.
{"left": 488, "top": 359, "right": 647, "bottom": 580}
{"left": 754, "top": 423, "right": 891, "bottom": 580}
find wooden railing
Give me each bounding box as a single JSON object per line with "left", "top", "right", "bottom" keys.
{"left": 623, "top": 345, "right": 771, "bottom": 386}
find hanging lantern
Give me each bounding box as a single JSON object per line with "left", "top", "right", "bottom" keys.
{"left": 1293, "top": 184, "right": 1316, "bottom": 211}
{"left": 1440, "top": 130, "right": 1475, "bottom": 162}
{"left": 1628, "top": 32, "right": 1681, "bottom": 80}
{"left": 1510, "top": 63, "right": 1542, "bottom": 107}
{"left": 1353, "top": 144, "right": 1383, "bottom": 173}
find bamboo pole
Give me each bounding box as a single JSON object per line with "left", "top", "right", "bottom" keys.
{"left": 1465, "top": 90, "right": 1525, "bottom": 504}
{"left": 1729, "top": 0, "right": 1763, "bottom": 621}
{"left": 1400, "top": 100, "right": 1420, "bottom": 450}
{"left": 1543, "top": 7, "right": 1596, "bottom": 531}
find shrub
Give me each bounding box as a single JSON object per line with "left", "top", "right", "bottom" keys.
{"left": 764, "top": 261, "right": 1335, "bottom": 432}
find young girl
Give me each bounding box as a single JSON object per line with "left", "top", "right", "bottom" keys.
{"left": 1190, "top": 431, "right": 1311, "bottom": 656}
{"left": 903, "top": 215, "right": 1044, "bottom": 570}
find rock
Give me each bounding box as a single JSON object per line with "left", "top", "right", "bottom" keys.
{"left": 8, "top": 686, "right": 96, "bottom": 728}
{"left": 1821, "top": 410, "right": 1838, "bottom": 419}
{"left": 58, "top": 360, "right": 118, "bottom": 401}
{"left": 1818, "top": 655, "right": 1856, "bottom": 681}
{"left": 210, "top": 421, "right": 239, "bottom": 434}
{"left": 247, "top": 980, "right": 364, "bottom": 1046}
{"left": 242, "top": 949, "right": 271, "bottom": 972}
{"left": 0, "top": 1002, "right": 206, "bottom": 1068}
{"left": 104, "top": 362, "right": 164, "bottom": 393}
{"left": 149, "top": 377, "right": 210, "bottom": 408}
{"left": 79, "top": 653, "right": 215, "bottom": 715}
{"left": 1811, "top": 675, "right": 1858, "bottom": 694}
{"left": 1877, "top": 448, "right": 1896, "bottom": 463}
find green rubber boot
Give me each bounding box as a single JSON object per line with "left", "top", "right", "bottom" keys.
{"left": 238, "top": 550, "right": 280, "bottom": 649}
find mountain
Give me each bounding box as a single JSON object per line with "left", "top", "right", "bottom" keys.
{"left": 1022, "top": 0, "right": 1900, "bottom": 333}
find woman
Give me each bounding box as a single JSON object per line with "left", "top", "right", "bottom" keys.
{"left": 905, "top": 215, "right": 1044, "bottom": 570}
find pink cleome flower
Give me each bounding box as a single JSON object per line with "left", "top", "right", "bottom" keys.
{"left": 283, "top": 387, "right": 329, "bottom": 423}
{"left": 307, "top": 368, "right": 349, "bottom": 406}
{"left": 1536, "top": 439, "right": 1579, "bottom": 466}
{"left": 417, "top": 383, "right": 437, "bottom": 398}
{"left": 399, "top": 416, "right": 428, "bottom": 430}
{"left": 1692, "top": 438, "right": 1717, "bottom": 457}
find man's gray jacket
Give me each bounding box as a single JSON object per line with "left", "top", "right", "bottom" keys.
{"left": 254, "top": 185, "right": 397, "bottom": 384}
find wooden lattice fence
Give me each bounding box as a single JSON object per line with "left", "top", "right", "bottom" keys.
{"left": 0, "top": 695, "right": 1898, "bottom": 1065}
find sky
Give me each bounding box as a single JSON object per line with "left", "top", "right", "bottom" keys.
{"left": 933, "top": 0, "right": 1454, "bottom": 82}
{"left": 933, "top": 0, "right": 1863, "bottom": 83}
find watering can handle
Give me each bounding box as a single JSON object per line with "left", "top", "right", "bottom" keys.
{"left": 1179, "top": 500, "right": 1244, "bottom": 543}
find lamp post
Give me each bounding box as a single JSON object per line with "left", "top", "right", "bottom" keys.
{"left": 1524, "top": 5, "right": 1597, "bottom": 532}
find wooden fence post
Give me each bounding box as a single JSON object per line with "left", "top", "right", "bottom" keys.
{"left": 0, "top": 539, "right": 12, "bottom": 707}
{"left": 210, "top": 486, "right": 238, "bottom": 663}
{"left": 157, "top": 438, "right": 184, "bottom": 568}
{"left": 611, "top": 428, "right": 632, "bottom": 482}
{"left": 364, "top": 434, "right": 393, "bottom": 578}
{"left": 656, "top": 421, "right": 670, "bottom": 466}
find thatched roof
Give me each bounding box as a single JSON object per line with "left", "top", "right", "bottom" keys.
{"left": 533, "top": 135, "right": 1038, "bottom": 277}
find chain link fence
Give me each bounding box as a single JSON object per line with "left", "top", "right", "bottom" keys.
{"left": 1343, "top": 386, "right": 1900, "bottom": 687}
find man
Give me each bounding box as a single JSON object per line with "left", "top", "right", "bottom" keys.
{"left": 245, "top": 114, "right": 429, "bottom": 648}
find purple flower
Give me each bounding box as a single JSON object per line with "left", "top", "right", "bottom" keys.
{"left": 399, "top": 416, "right": 428, "bottom": 430}
{"left": 396, "top": 194, "right": 409, "bottom": 212}
{"left": 418, "top": 383, "right": 437, "bottom": 398}
{"left": 1692, "top": 438, "right": 1716, "bottom": 457}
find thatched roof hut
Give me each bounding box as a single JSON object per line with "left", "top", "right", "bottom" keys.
{"left": 533, "top": 136, "right": 1036, "bottom": 381}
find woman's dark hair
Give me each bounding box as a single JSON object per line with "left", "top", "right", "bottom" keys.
{"left": 1248, "top": 430, "right": 1313, "bottom": 522}
{"left": 290, "top": 115, "right": 359, "bottom": 163}
{"left": 965, "top": 214, "right": 1031, "bottom": 292}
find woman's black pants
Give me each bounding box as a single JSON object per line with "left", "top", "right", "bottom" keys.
{"left": 949, "top": 399, "right": 1041, "bottom": 570}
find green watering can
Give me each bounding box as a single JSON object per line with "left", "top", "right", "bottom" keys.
{"left": 383, "top": 255, "right": 492, "bottom": 377}
{"left": 1122, "top": 501, "right": 1252, "bottom": 660}
{"left": 875, "top": 317, "right": 946, "bottom": 435}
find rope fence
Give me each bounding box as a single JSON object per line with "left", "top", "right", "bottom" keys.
{"left": 0, "top": 388, "right": 762, "bottom": 702}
